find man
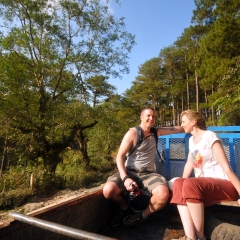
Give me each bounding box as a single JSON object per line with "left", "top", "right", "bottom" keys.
{"left": 103, "top": 108, "right": 184, "bottom": 227}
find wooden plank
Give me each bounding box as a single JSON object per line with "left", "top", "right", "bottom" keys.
{"left": 216, "top": 201, "right": 240, "bottom": 207}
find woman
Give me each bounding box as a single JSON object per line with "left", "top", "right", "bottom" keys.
{"left": 170, "top": 110, "right": 240, "bottom": 240}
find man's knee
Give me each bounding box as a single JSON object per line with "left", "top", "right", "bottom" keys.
{"left": 152, "top": 185, "right": 170, "bottom": 203}
{"left": 103, "top": 182, "right": 120, "bottom": 199}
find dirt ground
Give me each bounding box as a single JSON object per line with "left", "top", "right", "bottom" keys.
{"left": 0, "top": 186, "right": 101, "bottom": 226}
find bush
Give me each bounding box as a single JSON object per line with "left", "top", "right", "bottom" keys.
{"left": 0, "top": 164, "right": 55, "bottom": 208}
{"left": 0, "top": 151, "right": 116, "bottom": 209}
{"left": 90, "top": 156, "right": 116, "bottom": 173}
{"left": 0, "top": 166, "right": 32, "bottom": 191}
{"left": 0, "top": 166, "right": 33, "bottom": 209}
{"left": 0, "top": 188, "right": 32, "bottom": 209}
{"left": 55, "top": 150, "right": 116, "bottom": 189}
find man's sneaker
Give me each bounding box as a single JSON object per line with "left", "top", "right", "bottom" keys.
{"left": 123, "top": 211, "right": 146, "bottom": 228}
{"left": 197, "top": 236, "right": 206, "bottom": 240}
{"left": 111, "top": 207, "right": 131, "bottom": 227}
{"left": 172, "top": 235, "right": 206, "bottom": 240}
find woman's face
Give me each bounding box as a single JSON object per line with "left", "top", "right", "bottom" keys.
{"left": 181, "top": 114, "right": 195, "bottom": 133}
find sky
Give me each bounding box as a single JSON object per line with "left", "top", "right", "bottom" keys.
{"left": 108, "top": 0, "right": 196, "bottom": 94}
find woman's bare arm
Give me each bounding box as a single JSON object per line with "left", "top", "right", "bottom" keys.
{"left": 182, "top": 151, "right": 194, "bottom": 178}
{"left": 212, "top": 141, "right": 240, "bottom": 204}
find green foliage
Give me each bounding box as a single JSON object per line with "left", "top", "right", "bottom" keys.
{"left": 90, "top": 156, "right": 116, "bottom": 174}
{"left": 0, "top": 188, "right": 32, "bottom": 210}
{"left": 31, "top": 163, "right": 59, "bottom": 194}
{"left": 0, "top": 161, "right": 66, "bottom": 209}
{"left": 215, "top": 110, "right": 240, "bottom": 126}
{"left": 0, "top": 151, "right": 116, "bottom": 209}
{"left": 0, "top": 0, "right": 135, "bottom": 173}
{"left": 128, "top": 57, "right": 166, "bottom": 110}
{"left": 0, "top": 166, "right": 32, "bottom": 192}
{"left": 2, "top": 0, "right": 240, "bottom": 211}
{"left": 56, "top": 150, "right": 115, "bottom": 189}
{"left": 0, "top": 167, "right": 33, "bottom": 209}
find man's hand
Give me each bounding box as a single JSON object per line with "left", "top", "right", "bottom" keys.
{"left": 123, "top": 178, "right": 138, "bottom": 192}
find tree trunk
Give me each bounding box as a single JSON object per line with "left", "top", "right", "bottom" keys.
{"left": 171, "top": 93, "right": 175, "bottom": 126}
{"left": 195, "top": 69, "right": 199, "bottom": 111}
{"left": 0, "top": 136, "right": 8, "bottom": 178}
{"left": 211, "top": 85, "right": 215, "bottom": 125}
{"left": 73, "top": 121, "right": 98, "bottom": 167}
{"left": 204, "top": 88, "right": 208, "bottom": 119}
{"left": 185, "top": 54, "right": 190, "bottom": 110}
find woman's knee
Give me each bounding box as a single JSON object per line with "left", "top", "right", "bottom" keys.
{"left": 182, "top": 178, "right": 203, "bottom": 199}
{"left": 182, "top": 178, "right": 196, "bottom": 192}
{"left": 172, "top": 177, "right": 185, "bottom": 188}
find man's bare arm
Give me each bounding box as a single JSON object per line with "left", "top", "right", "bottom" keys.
{"left": 157, "top": 126, "right": 184, "bottom": 136}
{"left": 115, "top": 128, "right": 138, "bottom": 191}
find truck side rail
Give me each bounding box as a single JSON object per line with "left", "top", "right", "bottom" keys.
{"left": 8, "top": 211, "right": 117, "bottom": 240}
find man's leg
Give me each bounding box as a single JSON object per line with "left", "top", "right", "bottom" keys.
{"left": 143, "top": 184, "right": 169, "bottom": 217}
{"left": 123, "top": 173, "right": 169, "bottom": 227}
{"left": 103, "top": 179, "right": 131, "bottom": 227}
{"left": 103, "top": 181, "right": 128, "bottom": 209}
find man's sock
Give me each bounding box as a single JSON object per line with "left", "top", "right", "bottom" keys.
{"left": 141, "top": 211, "right": 148, "bottom": 219}
{"left": 121, "top": 205, "right": 129, "bottom": 211}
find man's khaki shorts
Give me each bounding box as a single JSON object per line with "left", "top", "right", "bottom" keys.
{"left": 107, "top": 168, "right": 168, "bottom": 194}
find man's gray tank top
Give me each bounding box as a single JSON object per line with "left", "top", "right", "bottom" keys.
{"left": 125, "top": 128, "right": 156, "bottom": 172}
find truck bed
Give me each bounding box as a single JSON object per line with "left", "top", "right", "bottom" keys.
{"left": 2, "top": 185, "right": 240, "bottom": 240}
{"left": 102, "top": 210, "right": 185, "bottom": 240}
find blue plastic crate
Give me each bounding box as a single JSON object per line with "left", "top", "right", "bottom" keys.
{"left": 155, "top": 126, "right": 240, "bottom": 180}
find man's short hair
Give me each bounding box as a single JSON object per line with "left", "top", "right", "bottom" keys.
{"left": 141, "top": 108, "right": 155, "bottom": 115}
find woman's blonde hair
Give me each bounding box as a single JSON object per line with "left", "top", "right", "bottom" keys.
{"left": 181, "top": 110, "right": 206, "bottom": 130}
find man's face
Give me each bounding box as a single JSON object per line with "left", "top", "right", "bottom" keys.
{"left": 140, "top": 109, "right": 156, "bottom": 127}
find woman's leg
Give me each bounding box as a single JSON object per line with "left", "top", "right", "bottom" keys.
{"left": 177, "top": 204, "right": 196, "bottom": 240}
{"left": 172, "top": 177, "right": 236, "bottom": 240}
{"left": 171, "top": 178, "right": 197, "bottom": 239}
{"left": 186, "top": 202, "right": 204, "bottom": 238}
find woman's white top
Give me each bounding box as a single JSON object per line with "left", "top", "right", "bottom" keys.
{"left": 189, "top": 130, "right": 229, "bottom": 180}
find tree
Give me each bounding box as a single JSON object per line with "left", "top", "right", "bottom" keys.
{"left": 213, "top": 58, "right": 240, "bottom": 125}
{"left": 124, "top": 57, "right": 169, "bottom": 124}
{"left": 159, "top": 46, "right": 186, "bottom": 125}
{"left": 86, "top": 75, "right": 116, "bottom": 107}
{"left": 0, "top": 0, "right": 135, "bottom": 173}
{"left": 192, "top": 0, "right": 240, "bottom": 123}
{"left": 174, "top": 30, "right": 196, "bottom": 111}
{"left": 88, "top": 95, "right": 124, "bottom": 161}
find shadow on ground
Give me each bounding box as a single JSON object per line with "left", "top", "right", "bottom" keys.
{"left": 102, "top": 210, "right": 185, "bottom": 240}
